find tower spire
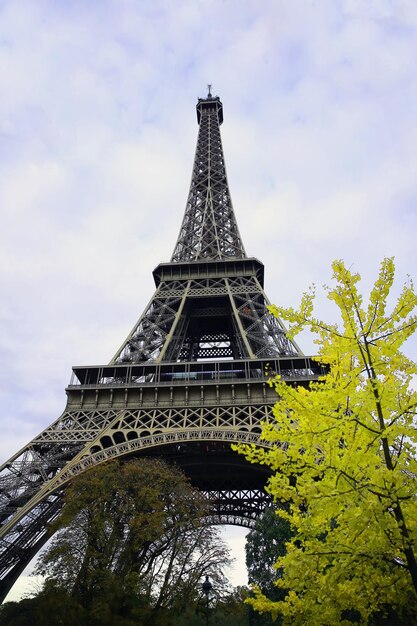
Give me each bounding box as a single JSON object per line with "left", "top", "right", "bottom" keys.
{"left": 171, "top": 93, "right": 246, "bottom": 262}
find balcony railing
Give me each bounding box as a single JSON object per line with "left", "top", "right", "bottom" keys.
{"left": 68, "top": 357, "right": 327, "bottom": 389}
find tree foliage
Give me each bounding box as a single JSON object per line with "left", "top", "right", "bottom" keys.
{"left": 20, "top": 458, "right": 231, "bottom": 625}
{"left": 173, "top": 586, "right": 252, "bottom": 626}
{"left": 0, "top": 586, "right": 253, "bottom": 626}
{"left": 245, "top": 506, "right": 292, "bottom": 599}
{"left": 245, "top": 506, "right": 293, "bottom": 625}
{"left": 236, "top": 258, "right": 417, "bottom": 625}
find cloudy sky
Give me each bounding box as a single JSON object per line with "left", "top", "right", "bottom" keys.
{"left": 1, "top": 0, "right": 417, "bottom": 599}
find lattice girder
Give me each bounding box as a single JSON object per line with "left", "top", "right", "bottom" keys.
{"left": 0, "top": 410, "right": 272, "bottom": 593}
{"left": 0, "top": 357, "right": 327, "bottom": 599}
{"left": 171, "top": 96, "right": 245, "bottom": 262}
{"left": 112, "top": 271, "right": 301, "bottom": 364}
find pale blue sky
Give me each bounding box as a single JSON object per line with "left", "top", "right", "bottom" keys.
{"left": 1, "top": 0, "right": 417, "bottom": 597}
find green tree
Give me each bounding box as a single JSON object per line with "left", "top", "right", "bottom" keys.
{"left": 25, "top": 458, "right": 231, "bottom": 625}
{"left": 0, "top": 588, "right": 87, "bottom": 626}
{"left": 173, "top": 585, "right": 251, "bottom": 626}
{"left": 245, "top": 506, "right": 292, "bottom": 598}
{"left": 236, "top": 258, "right": 417, "bottom": 625}
{"left": 0, "top": 585, "right": 252, "bottom": 626}
{"left": 245, "top": 506, "right": 292, "bottom": 625}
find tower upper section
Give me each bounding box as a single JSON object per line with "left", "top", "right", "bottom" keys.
{"left": 171, "top": 91, "right": 246, "bottom": 262}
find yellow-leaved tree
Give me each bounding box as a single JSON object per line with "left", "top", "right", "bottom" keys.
{"left": 236, "top": 258, "right": 417, "bottom": 625}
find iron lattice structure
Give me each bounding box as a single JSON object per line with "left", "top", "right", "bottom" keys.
{"left": 0, "top": 91, "right": 324, "bottom": 601}
{"left": 171, "top": 96, "right": 245, "bottom": 262}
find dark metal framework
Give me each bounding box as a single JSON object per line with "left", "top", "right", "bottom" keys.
{"left": 0, "top": 91, "right": 320, "bottom": 601}
{"left": 171, "top": 96, "right": 245, "bottom": 262}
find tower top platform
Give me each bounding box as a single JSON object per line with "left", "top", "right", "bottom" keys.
{"left": 196, "top": 94, "right": 223, "bottom": 125}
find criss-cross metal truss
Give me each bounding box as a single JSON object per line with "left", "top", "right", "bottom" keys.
{"left": 0, "top": 91, "right": 321, "bottom": 601}
{"left": 112, "top": 262, "right": 301, "bottom": 364}
{"left": 171, "top": 95, "right": 245, "bottom": 262}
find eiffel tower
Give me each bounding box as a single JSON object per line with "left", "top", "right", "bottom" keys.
{"left": 0, "top": 88, "right": 323, "bottom": 601}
